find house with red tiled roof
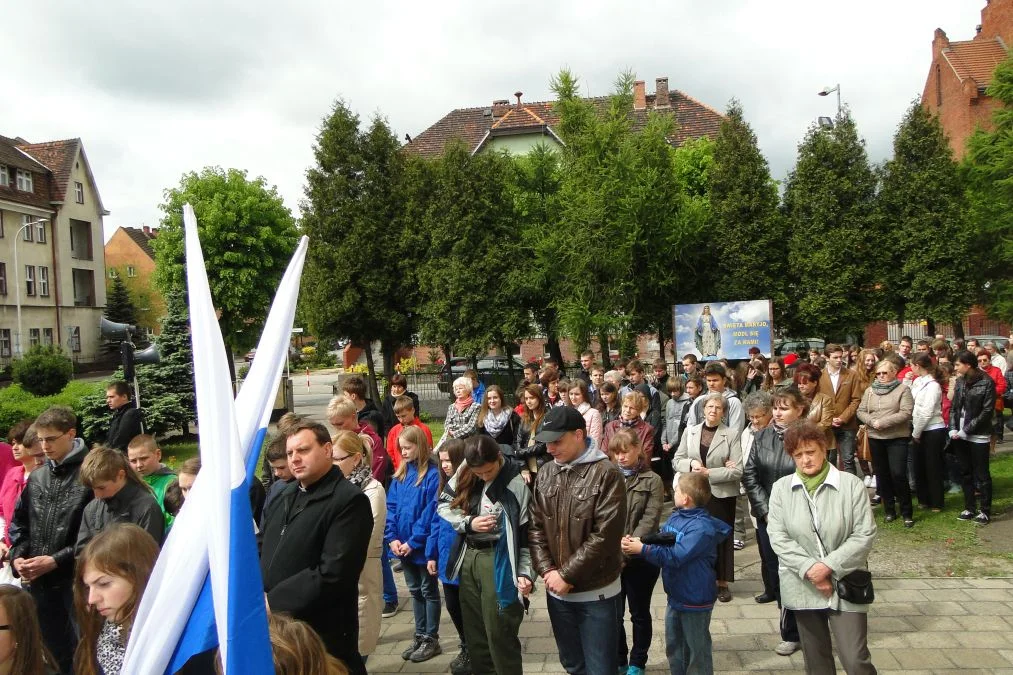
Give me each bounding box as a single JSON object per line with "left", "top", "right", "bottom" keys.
{"left": 105, "top": 226, "right": 164, "bottom": 335}
{"left": 922, "top": 0, "right": 1013, "bottom": 159}
{"left": 406, "top": 76, "right": 724, "bottom": 158}
{"left": 0, "top": 134, "right": 109, "bottom": 365}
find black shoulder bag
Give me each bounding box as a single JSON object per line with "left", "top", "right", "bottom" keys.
{"left": 804, "top": 493, "right": 874, "bottom": 604}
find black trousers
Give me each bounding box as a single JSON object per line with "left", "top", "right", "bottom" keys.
{"left": 30, "top": 581, "right": 77, "bottom": 674}
{"left": 955, "top": 439, "right": 992, "bottom": 516}
{"left": 869, "top": 437, "right": 913, "bottom": 519}
{"left": 913, "top": 428, "right": 947, "bottom": 510}
{"left": 705, "top": 494, "right": 736, "bottom": 583}
{"left": 617, "top": 558, "right": 661, "bottom": 669}
{"left": 443, "top": 581, "right": 467, "bottom": 647}
{"left": 755, "top": 518, "right": 799, "bottom": 643}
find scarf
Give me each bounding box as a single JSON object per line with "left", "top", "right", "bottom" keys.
{"left": 797, "top": 461, "right": 830, "bottom": 495}
{"left": 620, "top": 417, "right": 638, "bottom": 428}
{"left": 771, "top": 420, "right": 787, "bottom": 439}
{"left": 347, "top": 461, "right": 372, "bottom": 489}
{"left": 620, "top": 465, "right": 639, "bottom": 478}
{"left": 454, "top": 395, "right": 474, "bottom": 413}
{"left": 483, "top": 408, "right": 510, "bottom": 438}
{"left": 871, "top": 378, "right": 901, "bottom": 395}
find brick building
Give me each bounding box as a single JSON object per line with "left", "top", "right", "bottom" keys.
{"left": 105, "top": 226, "right": 164, "bottom": 335}
{"left": 922, "top": 0, "right": 1013, "bottom": 159}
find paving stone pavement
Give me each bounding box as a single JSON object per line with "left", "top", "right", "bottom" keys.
{"left": 366, "top": 541, "right": 1013, "bottom": 674}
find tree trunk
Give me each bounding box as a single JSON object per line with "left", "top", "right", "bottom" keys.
{"left": 925, "top": 319, "right": 936, "bottom": 339}
{"left": 598, "top": 331, "right": 612, "bottom": 370}
{"left": 952, "top": 319, "right": 966, "bottom": 341}
{"left": 381, "top": 340, "right": 396, "bottom": 379}
{"left": 657, "top": 322, "right": 667, "bottom": 361}
{"left": 546, "top": 332, "right": 563, "bottom": 366}
{"left": 363, "top": 342, "right": 381, "bottom": 403}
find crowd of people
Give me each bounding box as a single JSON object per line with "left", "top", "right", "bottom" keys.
{"left": 0, "top": 332, "right": 1007, "bottom": 675}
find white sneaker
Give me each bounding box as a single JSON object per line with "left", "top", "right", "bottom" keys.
{"left": 869, "top": 476, "right": 877, "bottom": 489}
{"left": 863, "top": 475, "right": 872, "bottom": 487}
{"left": 775, "top": 641, "right": 801, "bottom": 656}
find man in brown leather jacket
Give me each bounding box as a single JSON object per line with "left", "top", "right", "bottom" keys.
{"left": 529, "top": 407, "right": 626, "bottom": 675}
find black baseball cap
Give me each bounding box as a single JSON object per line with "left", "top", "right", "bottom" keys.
{"left": 535, "top": 406, "right": 587, "bottom": 442}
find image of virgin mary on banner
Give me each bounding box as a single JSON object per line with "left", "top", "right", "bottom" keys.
{"left": 694, "top": 305, "right": 721, "bottom": 357}
{"left": 674, "top": 300, "right": 773, "bottom": 361}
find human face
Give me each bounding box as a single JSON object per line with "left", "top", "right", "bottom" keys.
{"left": 329, "top": 414, "right": 359, "bottom": 433}
{"left": 399, "top": 438, "right": 419, "bottom": 464}
{"left": 395, "top": 408, "right": 415, "bottom": 426}
{"left": 91, "top": 471, "right": 127, "bottom": 500}
{"left": 614, "top": 444, "right": 641, "bottom": 469}
{"left": 898, "top": 341, "right": 912, "bottom": 357}
{"left": 37, "top": 426, "right": 74, "bottom": 463}
{"left": 916, "top": 343, "right": 930, "bottom": 355}
{"left": 106, "top": 389, "right": 128, "bottom": 410}
{"left": 791, "top": 440, "right": 828, "bottom": 476}
{"left": 269, "top": 459, "right": 293, "bottom": 481}
{"left": 568, "top": 387, "right": 584, "bottom": 406}
{"left": 748, "top": 410, "right": 773, "bottom": 431}
{"left": 682, "top": 359, "right": 696, "bottom": 374}
{"left": 286, "top": 429, "right": 335, "bottom": 487}
{"left": 470, "top": 458, "right": 503, "bottom": 483}
{"left": 591, "top": 370, "right": 604, "bottom": 388}
{"left": 602, "top": 390, "right": 615, "bottom": 406}
{"left": 654, "top": 366, "right": 667, "bottom": 381}
{"left": 523, "top": 392, "right": 539, "bottom": 411}
{"left": 546, "top": 430, "right": 585, "bottom": 463}
{"left": 128, "top": 446, "right": 162, "bottom": 477}
{"left": 486, "top": 390, "right": 502, "bottom": 411}
{"left": 620, "top": 399, "right": 641, "bottom": 422}
{"left": 331, "top": 447, "right": 358, "bottom": 478}
{"left": 178, "top": 472, "right": 196, "bottom": 499}
{"left": 452, "top": 382, "right": 470, "bottom": 401}
{"left": 703, "top": 398, "right": 724, "bottom": 426}
{"left": 954, "top": 360, "right": 970, "bottom": 376}
{"left": 827, "top": 351, "right": 842, "bottom": 371}
{"left": 629, "top": 369, "right": 644, "bottom": 385}
{"left": 548, "top": 380, "right": 559, "bottom": 396}
{"left": 768, "top": 363, "right": 782, "bottom": 380}
{"left": 967, "top": 340, "right": 979, "bottom": 350}
{"left": 685, "top": 380, "right": 702, "bottom": 398}
{"left": 10, "top": 440, "right": 23, "bottom": 462}
{"left": 580, "top": 355, "right": 593, "bottom": 371}
{"left": 524, "top": 367, "right": 537, "bottom": 383}
{"left": 863, "top": 353, "right": 877, "bottom": 372}
{"left": 83, "top": 562, "right": 134, "bottom": 623}
{"left": 390, "top": 383, "right": 406, "bottom": 397}
{"left": 977, "top": 354, "right": 991, "bottom": 370}
{"left": 875, "top": 365, "right": 896, "bottom": 383}
{"left": 704, "top": 374, "right": 724, "bottom": 393}
{"left": 773, "top": 400, "right": 804, "bottom": 426}
{"left": 0, "top": 604, "right": 12, "bottom": 665}
{"left": 439, "top": 450, "right": 454, "bottom": 477}
{"left": 935, "top": 347, "right": 948, "bottom": 360}
{"left": 797, "top": 379, "right": 817, "bottom": 397}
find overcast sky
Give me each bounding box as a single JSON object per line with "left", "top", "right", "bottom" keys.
{"left": 8, "top": 1, "right": 987, "bottom": 239}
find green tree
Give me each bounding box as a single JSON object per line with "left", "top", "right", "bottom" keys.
{"left": 104, "top": 274, "right": 138, "bottom": 326}
{"left": 708, "top": 100, "right": 790, "bottom": 323}
{"left": 414, "top": 142, "right": 529, "bottom": 363}
{"left": 299, "top": 101, "right": 418, "bottom": 401}
{"left": 783, "top": 112, "right": 878, "bottom": 340}
{"left": 963, "top": 55, "right": 1013, "bottom": 322}
{"left": 876, "top": 101, "right": 977, "bottom": 336}
{"left": 153, "top": 167, "right": 299, "bottom": 363}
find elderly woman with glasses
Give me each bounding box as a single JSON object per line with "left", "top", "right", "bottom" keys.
{"left": 857, "top": 360, "right": 914, "bottom": 527}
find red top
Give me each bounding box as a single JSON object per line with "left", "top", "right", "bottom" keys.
{"left": 984, "top": 365, "right": 1007, "bottom": 411}
{"left": 385, "top": 420, "right": 434, "bottom": 471}
{"left": 0, "top": 465, "right": 27, "bottom": 545}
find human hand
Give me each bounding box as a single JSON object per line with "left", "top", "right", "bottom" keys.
{"left": 724, "top": 459, "right": 736, "bottom": 469}
{"left": 832, "top": 417, "right": 842, "bottom": 427}
{"left": 11, "top": 558, "right": 26, "bottom": 579}
{"left": 949, "top": 429, "right": 960, "bottom": 440}
{"left": 399, "top": 544, "right": 412, "bottom": 557}
{"left": 813, "top": 577, "right": 833, "bottom": 598}
{"left": 19, "top": 556, "right": 56, "bottom": 582}
{"left": 521, "top": 470, "right": 532, "bottom": 485}
{"left": 662, "top": 443, "right": 671, "bottom": 452}
{"left": 870, "top": 420, "right": 880, "bottom": 430}
{"left": 427, "top": 561, "right": 438, "bottom": 576}
{"left": 621, "top": 535, "right": 643, "bottom": 556}
{"left": 542, "top": 570, "right": 572, "bottom": 595}
{"left": 692, "top": 465, "right": 710, "bottom": 476}
{"left": 517, "top": 577, "right": 533, "bottom": 596}
{"left": 389, "top": 540, "right": 403, "bottom": 557}
{"left": 805, "top": 562, "right": 833, "bottom": 585}
{"left": 471, "top": 515, "right": 497, "bottom": 533}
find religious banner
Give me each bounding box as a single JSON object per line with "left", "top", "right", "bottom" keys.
{"left": 673, "top": 300, "right": 774, "bottom": 360}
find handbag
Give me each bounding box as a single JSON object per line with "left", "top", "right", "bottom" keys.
{"left": 803, "top": 492, "right": 874, "bottom": 604}
{"left": 855, "top": 425, "right": 871, "bottom": 463}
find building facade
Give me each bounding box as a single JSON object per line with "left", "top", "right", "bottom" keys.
{"left": 105, "top": 226, "right": 163, "bottom": 335}
{"left": 0, "top": 135, "right": 108, "bottom": 366}
{"left": 922, "top": 0, "right": 1013, "bottom": 159}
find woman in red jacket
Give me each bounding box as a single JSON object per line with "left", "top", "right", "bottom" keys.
{"left": 976, "top": 350, "right": 1006, "bottom": 454}
{"left": 0, "top": 422, "right": 44, "bottom": 552}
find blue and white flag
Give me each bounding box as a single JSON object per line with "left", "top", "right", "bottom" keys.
{"left": 122, "top": 204, "right": 308, "bottom": 674}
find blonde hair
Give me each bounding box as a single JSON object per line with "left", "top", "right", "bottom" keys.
{"left": 393, "top": 395, "right": 415, "bottom": 415}
{"left": 621, "top": 390, "right": 648, "bottom": 413}
{"left": 330, "top": 429, "right": 372, "bottom": 466}
{"left": 325, "top": 395, "right": 356, "bottom": 422}
{"left": 394, "top": 425, "right": 432, "bottom": 485}
{"left": 80, "top": 445, "right": 150, "bottom": 492}
{"left": 269, "top": 613, "right": 348, "bottom": 675}
{"left": 126, "top": 434, "right": 158, "bottom": 454}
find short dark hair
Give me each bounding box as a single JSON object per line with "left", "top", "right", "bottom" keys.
{"left": 792, "top": 363, "right": 821, "bottom": 384}
{"left": 266, "top": 434, "right": 288, "bottom": 462}
{"left": 284, "top": 418, "right": 331, "bottom": 446}
{"left": 35, "top": 406, "right": 76, "bottom": 433}
{"left": 824, "top": 343, "right": 843, "bottom": 356}
{"left": 389, "top": 373, "right": 407, "bottom": 388}
{"left": 580, "top": 351, "right": 594, "bottom": 360}
{"left": 702, "top": 362, "right": 726, "bottom": 378}
{"left": 106, "top": 381, "right": 131, "bottom": 398}
{"left": 682, "top": 354, "right": 698, "bottom": 364}
{"left": 341, "top": 376, "right": 367, "bottom": 400}
{"left": 627, "top": 359, "right": 645, "bottom": 375}
{"left": 784, "top": 420, "right": 828, "bottom": 456}
{"left": 7, "top": 419, "right": 33, "bottom": 445}
{"left": 900, "top": 335, "right": 913, "bottom": 345}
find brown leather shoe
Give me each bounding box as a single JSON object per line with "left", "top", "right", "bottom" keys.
{"left": 717, "top": 587, "right": 732, "bottom": 602}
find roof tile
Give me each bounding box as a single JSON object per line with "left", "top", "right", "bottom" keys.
{"left": 942, "top": 37, "right": 1008, "bottom": 87}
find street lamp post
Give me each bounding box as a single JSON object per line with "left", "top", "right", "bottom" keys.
{"left": 818, "top": 83, "right": 842, "bottom": 117}
{"left": 13, "top": 219, "right": 48, "bottom": 358}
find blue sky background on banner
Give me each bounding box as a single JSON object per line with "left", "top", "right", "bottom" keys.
{"left": 674, "top": 300, "right": 773, "bottom": 360}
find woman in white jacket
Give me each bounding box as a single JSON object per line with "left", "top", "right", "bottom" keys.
{"left": 331, "top": 430, "right": 386, "bottom": 661}
{"left": 909, "top": 353, "right": 947, "bottom": 512}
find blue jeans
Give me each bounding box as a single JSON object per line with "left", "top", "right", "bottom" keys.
{"left": 665, "top": 606, "right": 713, "bottom": 675}
{"left": 381, "top": 545, "right": 398, "bottom": 603}
{"left": 833, "top": 427, "right": 857, "bottom": 474}
{"left": 401, "top": 559, "right": 441, "bottom": 638}
{"left": 546, "top": 593, "right": 619, "bottom": 675}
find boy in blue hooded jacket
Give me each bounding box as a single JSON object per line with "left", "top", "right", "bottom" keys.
{"left": 622, "top": 472, "right": 730, "bottom": 675}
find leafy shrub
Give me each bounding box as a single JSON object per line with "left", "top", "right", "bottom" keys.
{"left": 11, "top": 346, "right": 74, "bottom": 396}
{"left": 345, "top": 363, "right": 368, "bottom": 375}
{"left": 397, "top": 356, "right": 418, "bottom": 374}
{"left": 0, "top": 380, "right": 105, "bottom": 440}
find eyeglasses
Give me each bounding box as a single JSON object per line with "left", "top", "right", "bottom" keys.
{"left": 333, "top": 454, "right": 354, "bottom": 463}
{"left": 38, "top": 431, "right": 68, "bottom": 444}
{"left": 875, "top": 371, "right": 891, "bottom": 376}
{"left": 0, "top": 625, "right": 10, "bottom": 631}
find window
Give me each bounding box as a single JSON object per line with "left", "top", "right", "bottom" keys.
{"left": 69, "top": 220, "right": 93, "bottom": 260}
{"left": 0, "top": 165, "right": 7, "bottom": 187}
{"left": 35, "top": 220, "right": 45, "bottom": 243}
{"left": 108, "top": 268, "right": 118, "bottom": 279}
{"left": 127, "top": 265, "right": 136, "bottom": 278}
{"left": 38, "top": 266, "right": 49, "bottom": 297}
{"left": 24, "top": 265, "right": 34, "bottom": 296}
{"left": 28, "top": 329, "right": 40, "bottom": 348}
{"left": 42, "top": 328, "right": 53, "bottom": 346}
{"left": 0, "top": 330, "right": 10, "bottom": 358}
{"left": 20, "top": 216, "right": 33, "bottom": 242}
{"left": 16, "top": 170, "right": 32, "bottom": 192}
{"left": 69, "top": 326, "right": 81, "bottom": 353}
{"left": 72, "top": 269, "right": 95, "bottom": 306}
{"left": 0, "top": 263, "right": 6, "bottom": 296}
{"left": 75, "top": 181, "right": 84, "bottom": 204}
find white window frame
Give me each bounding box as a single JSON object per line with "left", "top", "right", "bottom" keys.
{"left": 127, "top": 265, "right": 137, "bottom": 278}
{"left": 42, "top": 327, "right": 53, "bottom": 346}
{"left": 69, "top": 326, "right": 81, "bottom": 353}
{"left": 38, "top": 266, "right": 49, "bottom": 297}
{"left": 75, "top": 181, "right": 84, "bottom": 204}
{"left": 16, "top": 169, "right": 33, "bottom": 192}
{"left": 24, "top": 265, "right": 34, "bottom": 296}
{"left": 0, "top": 330, "right": 10, "bottom": 358}
{"left": 28, "top": 328, "right": 40, "bottom": 348}
{"left": 108, "top": 268, "right": 118, "bottom": 279}
{"left": 21, "top": 216, "right": 33, "bottom": 242}
{"left": 35, "top": 219, "right": 45, "bottom": 243}
{"left": 0, "top": 165, "right": 7, "bottom": 187}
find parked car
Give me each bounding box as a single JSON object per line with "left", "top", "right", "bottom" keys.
{"left": 437, "top": 355, "right": 527, "bottom": 395}
{"left": 773, "top": 338, "right": 826, "bottom": 357}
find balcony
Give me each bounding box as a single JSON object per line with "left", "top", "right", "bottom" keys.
{"left": 72, "top": 268, "right": 96, "bottom": 307}
{"left": 70, "top": 219, "right": 93, "bottom": 261}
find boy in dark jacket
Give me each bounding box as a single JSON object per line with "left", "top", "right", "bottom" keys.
{"left": 622, "top": 472, "right": 730, "bottom": 675}
{"left": 77, "top": 445, "right": 165, "bottom": 552}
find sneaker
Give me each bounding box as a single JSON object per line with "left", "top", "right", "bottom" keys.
{"left": 401, "top": 635, "right": 423, "bottom": 660}
{"left": 450, "top": 647, "right": 471, "bottom": 675}
{"left": 863, "top": 475, "right": 872, "bottom": 487}
{"left": 957, "top": 510, "right": 976, "bottom": 521}
{"left": 382, "top": 601, "right": 399, "bottom": 618}
{"left": 974, "top": 512, "right": 990, "bottom": 525}
{"left": 870, "top": 495, "right": 882, "bottom": 506}
{"left": 733, "top": 539, "right": 745, "bottom": 550}
{"left": 869, "top": 476, "right": 877, "bottom": 489}
{"left": 627, "top": 667, "right": 645, "bottom": 675}
{"left": 775, "top": 641, "right": 801, "bottom": 656}
{"left": 903, "top": 519, "right": 914, "bottom": 528}
{"left": 410, "top": 636, "right": 442, "bottom": 663}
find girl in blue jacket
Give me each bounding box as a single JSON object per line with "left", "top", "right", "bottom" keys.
{"left": 427, "top": 439, "right": 470, "bottom": 675}
{"left": 385, "top": 425, "right": 442, "bottom": 662}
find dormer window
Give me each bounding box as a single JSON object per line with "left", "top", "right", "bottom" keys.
{"left": 0, "top": 165, "right": 8, "bottom": 187}
{"left": 16, "top": 169, "right": 33, "bottom": 192}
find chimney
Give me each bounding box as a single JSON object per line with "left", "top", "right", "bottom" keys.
{"left": 514, "top": 91, "right": 523, "bottom": 106}
{"left": 492, "top": 99, "right": 510, "bottom": 117}
{"left": 142, "top": 225, "right": 150, "bottom": 236}
{"left": 655, "top": 77, "right": 670, "bottom": 109}
{"left": 933, "top": 27, "right": 950, "bottom": 55}
{"left": 633, "top": 80, "right": 646, "bottom": 110}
